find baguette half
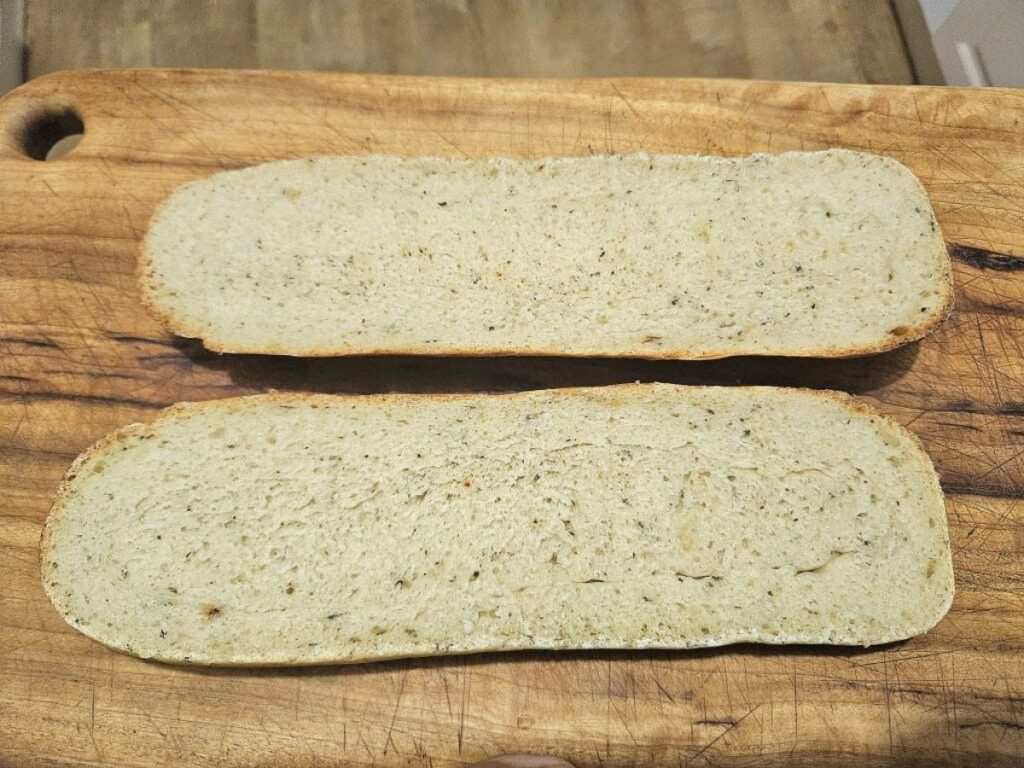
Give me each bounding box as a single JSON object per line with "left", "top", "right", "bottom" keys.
{"left": 42, "top": 384, "right": 953, "bottom": 666}
{"left": 141, "top": 150, "right": 951, "bottom": 358}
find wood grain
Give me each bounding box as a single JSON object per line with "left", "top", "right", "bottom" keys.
{"left": 24, "top": 0, "right": 915, "bottom": 84}
{"left": 1, "top": 70, "right": 1023, "bottom": 767}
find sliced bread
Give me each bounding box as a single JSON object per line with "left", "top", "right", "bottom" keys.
{"left": 42, "top": 384, "right": 953, "bottom": 666}
{"left": 141, "top": 150, "right": 951, "bottom": 358}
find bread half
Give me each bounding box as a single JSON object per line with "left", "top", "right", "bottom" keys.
{"left": 140, "top": 150, "right": 951, "bottom": 358}
{"left": 42, "top": 384, "right": 953, "bottom": 666}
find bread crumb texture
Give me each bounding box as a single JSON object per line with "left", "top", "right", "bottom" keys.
{"left": 43, "top": 385, "right": 953, "bottom": 666}
{"left": 142, "top": 150, "right": 951, "bottom": 358}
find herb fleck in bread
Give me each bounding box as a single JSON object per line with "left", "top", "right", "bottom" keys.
{"left": 141, "top": 150, "right": 951, "bottom": 358}
{"left": 42, "top": 384, "right": 953, "bottom": 666}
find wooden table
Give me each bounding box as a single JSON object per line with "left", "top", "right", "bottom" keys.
{"left": 24, "top": 0, "right": 914, "bottom": 85}
{"left": 1, "top": 70, "right": 1023, "bottom": 767}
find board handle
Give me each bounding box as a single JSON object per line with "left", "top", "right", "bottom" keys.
{"left": 0, "top": 72, "right": 85, "bottom": 161}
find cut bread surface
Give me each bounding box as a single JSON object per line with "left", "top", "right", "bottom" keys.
{"left": 141, "top": 150, "right": 951, "bottom": 358}
{"left": 43, "top": 384, "right": 953, "bottom": 666}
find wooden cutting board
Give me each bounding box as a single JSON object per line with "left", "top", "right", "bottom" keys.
{"left": 1, "top": 70, "right": 1023, "bottom": 768}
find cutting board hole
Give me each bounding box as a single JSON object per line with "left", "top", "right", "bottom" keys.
{"left": 21, "top": 108, "right": 84, "bottom": 161}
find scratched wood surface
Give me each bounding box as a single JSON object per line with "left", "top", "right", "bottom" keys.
{"left": 1, "top": 70, "right": 1023, "bottom": 767}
